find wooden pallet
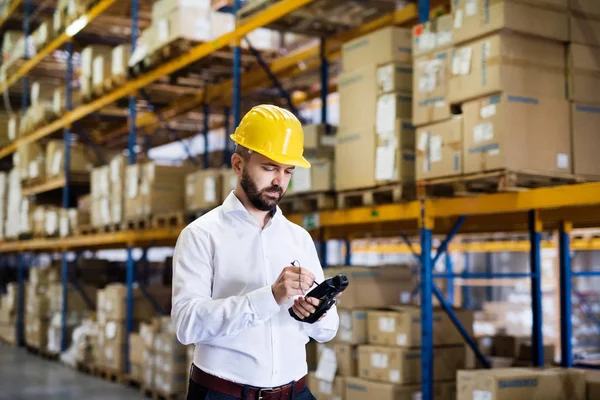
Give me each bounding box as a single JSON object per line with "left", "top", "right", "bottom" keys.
{"left": 279, "top": 191, "right": 336, "bottom": 214}
{"left": 336, "top": 182, "right": 416, "bottom": 209}
{"left": 122, "top": 216, "right": 152, "bottom": 231}
{"left": 94, "top": 366, "right": 125, "bottom": 384}
{"left": 238, "top": 0, "right": 397, "bottom": 36}
{"left": 416, "top": 169, "right": 583, "bottom": 198}
{"left": 75, "top": 225, "right": 93, "bottom": 236}
{"left": 124, "top": 374, "right": 142, "bottom": 389}
{"left": 75, "top": 361, "right": 94, "bottom": 376}
{"left": 130, "top": 38, "right": 202, "bottom": 77}
{"left": 152, "top": 211, "right": 185, "bottom": 229}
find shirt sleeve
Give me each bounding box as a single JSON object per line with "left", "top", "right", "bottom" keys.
{"left": 301, "top": 232, "right": 339, "bottom": 343}
{"left": 171, "top": 226, "right": 281, "bottom": 345}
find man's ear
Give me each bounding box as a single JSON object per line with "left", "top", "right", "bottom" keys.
{"left": 231, "top": 153, "right": 243, "bottom": 175}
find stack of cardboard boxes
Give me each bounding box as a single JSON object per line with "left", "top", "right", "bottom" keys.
{"left": 414, "top": 1, "right": 600, "bottom": 182}
{"left": 124, "top": 162, "right": 194, "bottom": 220}
{"left": 184, "top": 168, "right": 237, "bottom": 212}
{"left": 308, "top": 265, "right": 468, "bottom": 399}
{"left": 568, "top": 1, "right": 600, "bottom": 178}
{"left": 91, "top": 155, "right": 126, "bottom": 228}
{"left": 139, "top": 316, "right": 193, "bottom": 396}
{"left": 289, "top": 124, "right": 335, "bottom": 195}
{"left": 0, "top": 283, "right": 17, "bottom": 344}
{"left": 25, "top": 268, "right": 58, "bottom": 350}
{"left": 335, "top": 27, "right": 415, "bottom": 192}
{"left": 95, "top": 283, "right": 171, "bottom": 373}
{"left": 80, "top": 45, "right": 113, "bottom": 100}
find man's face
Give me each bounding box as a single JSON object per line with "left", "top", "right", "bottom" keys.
{"left": 239, "top": 152, "right": 295, "bottom": 212}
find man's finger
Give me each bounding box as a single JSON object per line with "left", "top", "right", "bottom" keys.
{"left": 294, "top": 300, "right": 311, "bottom": 317}
{"left": 292, "top": 304, "right": 305, "bottom": 319}
{"left": 306, "top": 297, "right": 320, "bottom": 307}
{"left": 297, "top": 299, "right": 316, "bottom": 314}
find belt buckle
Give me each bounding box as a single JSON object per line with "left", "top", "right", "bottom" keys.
{"left": 257, "top": 387, "right": 273, "bottom": 400}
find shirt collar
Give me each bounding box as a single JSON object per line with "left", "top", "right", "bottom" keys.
{"left": 222, "top": 191, "right": 282, "bottom": 222}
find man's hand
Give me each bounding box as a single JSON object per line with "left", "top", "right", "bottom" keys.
{"left": 271, "top": 266, "right": 316, "bottom": 305}
{"left": 292, "top": 297, "right": 324, "bottom": 321}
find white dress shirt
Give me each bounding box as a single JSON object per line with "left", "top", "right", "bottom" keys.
{"left": 171, "top": 191, "right": 339, "bottom": 388}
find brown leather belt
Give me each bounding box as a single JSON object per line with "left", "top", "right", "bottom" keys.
{"left": 190, "top": 364, "right": 306, "bottom": 400}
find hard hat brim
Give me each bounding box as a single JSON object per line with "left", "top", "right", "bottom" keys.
{"left": 230, "top": 134, "right": 311, "bottom": 168}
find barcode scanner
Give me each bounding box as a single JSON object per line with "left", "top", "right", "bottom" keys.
{"left": 289, "top": 274, "right": 349, "bottom": 324}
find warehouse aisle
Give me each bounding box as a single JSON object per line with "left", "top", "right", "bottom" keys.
{"left": 0, "top": 346, "right": 147, "bottom": 400}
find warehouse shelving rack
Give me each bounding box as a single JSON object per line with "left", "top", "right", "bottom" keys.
{"left": 0, "top": 0, "right": 599, "bottom": 399}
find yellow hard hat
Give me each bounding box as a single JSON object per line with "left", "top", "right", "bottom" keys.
{"left": 230, "top": 104, "right": 311, "bottom": 168}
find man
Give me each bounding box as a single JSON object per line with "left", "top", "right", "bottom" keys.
{"left": 172, "top": 104, "right": 340, "bottom": 400}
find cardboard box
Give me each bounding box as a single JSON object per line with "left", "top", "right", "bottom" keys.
{"left": 413, "top": 49, "right": 452, "bottom": 127}
{"left": 416, "top": 116, "right": 463, "bottom": 180}
{"left": 567, "top": 44, "right": 600, "bottom": 103}
{"left": 152, "top": 0, "right": 210, "bottom": 21}
{"left": 220, "top": 169, "right": 237, "bottom": 201}
{"left": 323, "top": 266, "right": 416, "bottom": 309}
{"left": 517, "top": 342, "right": 556, "bottom": 364}
{"left": 317, "top": 343, "right": 357, "bottom": 377}
{"left": 571, "top": 103, "right": 600, "bottom": 177}
{"left": 289, "top": 158, "right": 332, "bottom": 194}
{"left": 587, "top": 370, "right": 600, "bottom": 400}
{"left": 307, "top": 373, "right": 344, "bottom": 400}
{"left": 448, "top": 33, "right": 565, "bottom": 104}
{"left": 358, "top": 345, "right": 466, "bottom": 384}
{"left": 457, "top": 368, "right": 586, "bottom": 400}
{"left": 139, "top": 162, "right": 193, "bottom": 216}
{"left": 103, "top": 341, "right": 127, "bottom": 371}
{"left": 345, "top": 377, "right": 455, "bottom": 400}
{"left": 334, "top": 309, "right": 368, "bottom": 345}
{"left": 570, "top": 0, "right": 600, "bottom": 20}
{"left": 336, "top": 120, "right": 415, "bottom": 191}
{"left": 157, "top": 7, "right": 212, "bottom": 48}
{"left": 462, "top": 94, "right": 571, "bottom": 174}
{"left": 376, "top": 63, "right": 413, "bottom": 96}
{"left": 92, "top": 53, "right": 111, "bottom": 88}
{"left": 129, "top": 333, "right": 144, "bottom": 366}
{"left": 154, "top": 368, "right": 188, "bottom": 395}
{"left": 111, "top": 44, "right": 131, "bottom": 78}
{"left": 99, "top": 284, "right": 171, "bottom": 322}
{"left": 80, "top": 45, "right": 113, "bottom": 78}
{"left": 185, "top": 169, "right": 222, "bottom": 212}
{"left": 342, "top": 27, "right": 412, "bottom": 72}
{"left": 367, "top": 306, "right": 474, "bottom": 347}
{"left": 375, "top": 93, "right": 413, "bottom": 135}
{"left": 339, "top": 65, "right": 379, "bottom": 130}
{"left": 452, "top": 0, "right": 568, "bottom": 45}
{"left": 571, "top": 15, "right": 600, "bottom": 48}
{"left": 45, "top": 140, "right": 91, "bottom": 178}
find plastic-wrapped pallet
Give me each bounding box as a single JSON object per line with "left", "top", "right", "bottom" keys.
{"left": 5, "top": 168, "right": 21, "bottom": 239}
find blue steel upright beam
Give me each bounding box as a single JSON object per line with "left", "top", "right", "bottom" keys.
{"left": 203, "top": 105, "right": 210, "bottom": 169}
{"left": 61, "top": 40, "right": 74, "bottom": 352}
{"left": 419, "top": 0, "right": 430, "bottom": 23}
{"left": 420, "top": 203, "right": 434, "bottom": 400}
{"left": 232, "top": 0, "right": 242, "bottom": 130}
{"left": 125, "top": 0, "right": 139, "bottom": 375}
{"left": 16, "top": 254, "right": 26, "bottom": 347}
{"left": 528, "top": 210, "right": 544, "bottom": 366}
{"left": 320, "top": 38, "right": 328, "bottom": 130}
{"left": 485, "top": 252, "right": 493, "bottom": 301}
{"left": 445, "top": 254, "right": 454, "bottom": 304}
{"left": 559, "top": 221, "right": 573, "bottom": 367}
{"left": 462, "top": 252, "right": 471, "bottom": 308}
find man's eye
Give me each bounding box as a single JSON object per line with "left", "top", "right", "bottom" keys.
{"left": 285, "top": 170, "right": 293, "bottom": 175}
{"left": 263, "top": 167, "right": 275, "bottom": 172}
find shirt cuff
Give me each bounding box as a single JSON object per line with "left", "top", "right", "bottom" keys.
{"left": 247, "top": 285, "right": 281, "bottom": 321}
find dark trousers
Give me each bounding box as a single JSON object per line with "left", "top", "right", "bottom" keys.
{"left": 186, "top": 378, "right": 317, "bottom": 400}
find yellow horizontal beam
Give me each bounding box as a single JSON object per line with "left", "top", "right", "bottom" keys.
{"left": 20, "top": 174, "right": 89, "bottom": 196}
{"left": 0, "top": 0, "right": 22, "bottom": 29}
{"left": 3, "top": 0, "right": 313, "bottom": 158}
{"left": 0, "top": 0, "right": 118, "bottom": 93}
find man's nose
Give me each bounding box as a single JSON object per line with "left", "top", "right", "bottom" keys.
{"left": 272, "top": 170, "right": 285, "bottom": 186}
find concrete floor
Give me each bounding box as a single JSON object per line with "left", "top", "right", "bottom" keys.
{"left": 0, "top": 346, "right": 147, "bottom": 400}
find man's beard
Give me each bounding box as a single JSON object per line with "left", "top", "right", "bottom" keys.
{"left": 240, "top": 169, "right": 285, "bottom": 212}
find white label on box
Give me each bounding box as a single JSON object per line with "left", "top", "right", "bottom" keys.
{"left": 454, "top": 9, "right": 463, "bottom": 28}
{"left": 141, "top": 180, "right": 149, "bottom": 196}
{"left": 291, "top": 166, "right": 311, "bottom": 193}
{"left": 340, "top": 331, "right": 352, "bottom": 342}
{"left": 377, "top": 64, "right": 394, "bottom": 93}
{"left": 465, "top": 0, "right": 477, "bottom": 16}
{"left": 488, "top": 148, "right": 500, "bottom": 156}
{"left": 437, "top": 31, "right": 452, "bottom": 47}
{"left": 315, "top": 347, "right": 337, "bottom": 383}
{"left": 480, "top": 104, "right": 496, "bottom": 119}
{"left": 93, "top": 57, "right": 103, "bottom": 86}
{"left": 397, "top": 333, "right": 407, "bottom": 346}
{"left": 29, "top": 161, "right": 39, "bottom": 178}
{"left": 31, "top": 82, "right": 40, "bottom": 105}
{"left": 112, "top": 46, "right": 123, "bottom": 75}
{"left": 158, "top": 19, "right": 169, "bottom": 43}
{"left": 379, "top": 317, "right": 396, "bottom": 333}
{"left": 473, "top": 391, "right": 492, "bottom": 400}
{"left": 127, "top": 167, "right": 138, "bottom": 198}
{"left": 389, "top": 369, "right": 401, "bottom": 383}
{"left": 110, "top": 158, "right": 120, "bottom": 182}
{"left": 105, "top": 321, "right": 117, "bottom": 340}
{"left": 376, "top": 94, "right": 397, "bottom": 135}
{"left": 186, "top": 182, "right": 195, "bottom": 196}
{"left": 423, "top": 159, "right": 430, "bottom": 173}
{"left": 60, "top": 215, "right": 69, "bottom": 237}
{"left": 473, "top": 123, "right": 494, "bottom": 143}
{"left": 557, "top": 153, "right": 569, "bottom": 169}
{"left": 146, "top": 163, "right": 155, "bottom": 181}
{"left": 429, "top": 135, "right": 442, "bottom": 163}
{"left": 375, "top": 145, "right": 395, "bottom": 181}
{"left": 45, "top": 211, "right": 57, "bottom": 235}
{"left": 8, "top": 118, "right": 16, "bottom": 140}
{"left": 204, "top": 176, "right": 216, "bottom": 203}
{"left": 319, "top": 380, "right": 333, "bottom": 395}
{"left": 53, "top": 89, "right": 61, "bottom": 113}
{"left": 105, "top": 299, "right": 113, "bottom": 312}
{"left": 412, "top": 393, "right": 422, "bottom": 400}
{"left": 52, "top": 151, "right": 63, "bottom": 176}
{"left": 417, "top": 132, "right": 429, "bottom": 152}
{"left": 371, "top": 353, "right": 389, "bottom": 369}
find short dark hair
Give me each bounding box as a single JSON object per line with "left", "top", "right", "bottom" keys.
{"left": 235, "top": 144, "right": 253, "bottom": 161}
